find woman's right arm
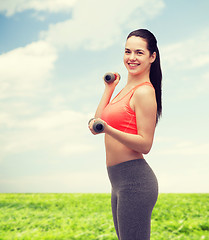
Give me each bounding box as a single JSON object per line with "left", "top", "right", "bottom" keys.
{"left": 94, "top": 73, "right": 120, "bottom": 118}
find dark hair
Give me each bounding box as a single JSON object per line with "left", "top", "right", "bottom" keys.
{"left": 127, "top": 29, "right": 162, "bottom": 123}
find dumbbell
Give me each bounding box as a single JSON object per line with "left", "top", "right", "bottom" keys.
{"left": 88, "top": 118, "right": 105, "bottom": 133}
{"left": 104, "top": 72, "right": 120, "bottom": 83}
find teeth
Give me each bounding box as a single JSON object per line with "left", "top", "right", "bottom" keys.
{"left": 129, "top": 64, "right": 139, "bottom": 67}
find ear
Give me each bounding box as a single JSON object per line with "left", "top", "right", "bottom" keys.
{"left": 150, "top": 52, "right": 156, "bottom": 64}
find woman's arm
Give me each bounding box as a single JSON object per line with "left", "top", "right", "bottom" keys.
{"left": 94, "top": 73, "right": 120, "bottom": 118}
{"left": 103, "top": 85, "right": 157, "bottom": 154}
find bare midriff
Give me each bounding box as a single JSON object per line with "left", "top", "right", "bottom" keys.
{"left": 105, "top": 134, "right": 143, "bottom": 167}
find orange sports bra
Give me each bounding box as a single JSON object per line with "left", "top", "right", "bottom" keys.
{"left": 101, "top": 82, "right": 154, "bottom": 134}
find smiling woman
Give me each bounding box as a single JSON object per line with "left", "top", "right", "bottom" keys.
{"left": 89, "top": 29, "right": 162, "bottom": 240}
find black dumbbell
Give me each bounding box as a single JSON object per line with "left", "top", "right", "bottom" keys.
{"left": 104, "top": 72, "right": 120, "bottom": 83}
{"left": 93, "top": 121, "right": 104, "bottom": 133}
{"left": 88, "top": 119, "right": 105, "bottom": 133}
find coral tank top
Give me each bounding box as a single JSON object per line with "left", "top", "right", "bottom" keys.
{"left": 101, "top": 82, "right": 154, "bottom": 134}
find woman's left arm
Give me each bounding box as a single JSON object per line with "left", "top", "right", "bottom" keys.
{"left": 104, "top": 86, "right": 157, "bottom": 154}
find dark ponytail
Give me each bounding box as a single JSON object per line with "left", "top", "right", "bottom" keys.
{"left": 127, "top": 29, "right": 162, "bottom": 123}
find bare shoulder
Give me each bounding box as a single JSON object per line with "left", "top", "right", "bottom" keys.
{"left": 130, "top": 84, "right": 156, "bottom": 113}
{"left": 133, "top": 84, "right": 156, "bottom": 102}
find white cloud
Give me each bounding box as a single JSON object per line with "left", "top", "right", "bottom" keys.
{"left": 40, "top": 0, "right": 165, "bottom": 51}
{"left": 0, "top": 0, "right": 78, "bottom": 16}
{"left": 152, "top": 136, "right": 209, "bottom": 156}
{"left": 0, "top": 109, "right": 94, "bottom": 157}
{"left": 0, "top": 41, "right": 57, "bottom": 98}
{"left": 161, "top": 28, "right": 209, "bottom": 70}
{"left": 157, "top": 142, "right": 209, "bottom": 156}
{"left": 160, "top": 27, "right": 209, "bottom": 100}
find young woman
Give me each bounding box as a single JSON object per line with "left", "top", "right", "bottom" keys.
{"left": 89, "top": 29, "right": 162, "bottom": 240}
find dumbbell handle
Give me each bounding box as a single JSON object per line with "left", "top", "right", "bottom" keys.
{"left": 88, "top": 118, "right": 105, "bottom": 133}
{"left": 104, "top": 72, "right": 120, "bottom": 83}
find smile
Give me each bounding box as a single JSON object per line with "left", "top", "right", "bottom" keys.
{"left": 128, "top": 63, "right": 140, "bottom": 67}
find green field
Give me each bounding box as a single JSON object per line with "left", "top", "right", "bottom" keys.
{"left": 0, "top": 193, "right": 208, "bottom": 240}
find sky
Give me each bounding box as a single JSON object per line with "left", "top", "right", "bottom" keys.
{"left": 0, "top": 0, "right": 209, "bottom": 193}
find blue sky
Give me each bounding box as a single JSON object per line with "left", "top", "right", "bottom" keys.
{"left": 0, "top": 0, "right": 209, "bottom": 193}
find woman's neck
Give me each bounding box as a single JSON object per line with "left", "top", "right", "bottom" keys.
{"left": 127, "top": 71, "right": 150, "bottom": 87}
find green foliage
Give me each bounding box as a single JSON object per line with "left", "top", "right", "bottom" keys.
{"left": 151, "top": 194, "right": 209, "bottom": 240}
{"left": 0, "top": 193, "right": 208, "bottom": 239}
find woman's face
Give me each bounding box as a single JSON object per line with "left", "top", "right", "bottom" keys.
{"left": 123, "top": 36, "right": 156, "bottom": 76}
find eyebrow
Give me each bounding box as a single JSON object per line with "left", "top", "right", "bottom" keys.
{"left": 125, "top": 48, "right": 145, "bottom": 52}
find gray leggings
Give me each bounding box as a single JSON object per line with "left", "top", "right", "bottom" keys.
{"left": 107, "top": 159, "right": 158, "bottom": 240}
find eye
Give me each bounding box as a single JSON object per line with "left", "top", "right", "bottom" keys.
{"left": 136, "top": 51, "right": 143, "bottom": 55}
{"left": 125, "top": 49, "right": 131, "bottom": 54}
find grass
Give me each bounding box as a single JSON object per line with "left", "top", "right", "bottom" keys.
{"left": 152, "top": 194, "right": 209, "bottom": 240}
{"left": 0, "top": 193, "right": 208, "bottom": 239}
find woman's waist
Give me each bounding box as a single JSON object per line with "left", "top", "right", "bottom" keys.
{"left": 106, "top": 151, "right": 143, "bottom": 167}
{"left": 105, "top": 134, "right": 143, "bottom": 167}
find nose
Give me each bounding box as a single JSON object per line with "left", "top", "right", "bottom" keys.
{"left": 129, "top": 52, "right": 136, "bottom": 61}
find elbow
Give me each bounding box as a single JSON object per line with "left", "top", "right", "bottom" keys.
{"left": 142, "top": 147, "right": 151, "bottom": 155}
{"left": 140, "top": 142, "right": 152, "bottom": 155}
{"left": 135, "top": 135, "right": 153, "bottom": 155}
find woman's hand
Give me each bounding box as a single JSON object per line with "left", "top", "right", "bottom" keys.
{"left": 104, "top": 72, "right": 120, "bottom": 89}
{"left": 88, "top": 118, "right": 107, "bottom": 135}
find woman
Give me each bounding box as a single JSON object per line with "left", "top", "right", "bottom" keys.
{"left": 89, "top": 29, "right": 162, "bottom": 240}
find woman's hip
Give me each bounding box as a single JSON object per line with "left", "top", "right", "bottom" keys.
{"left": 107, "top": 158, "right": 158, "bottom": 195}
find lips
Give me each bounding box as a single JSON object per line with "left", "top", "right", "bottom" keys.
{"left": 128, "top": 63, "right": 140, "bottom": 69}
